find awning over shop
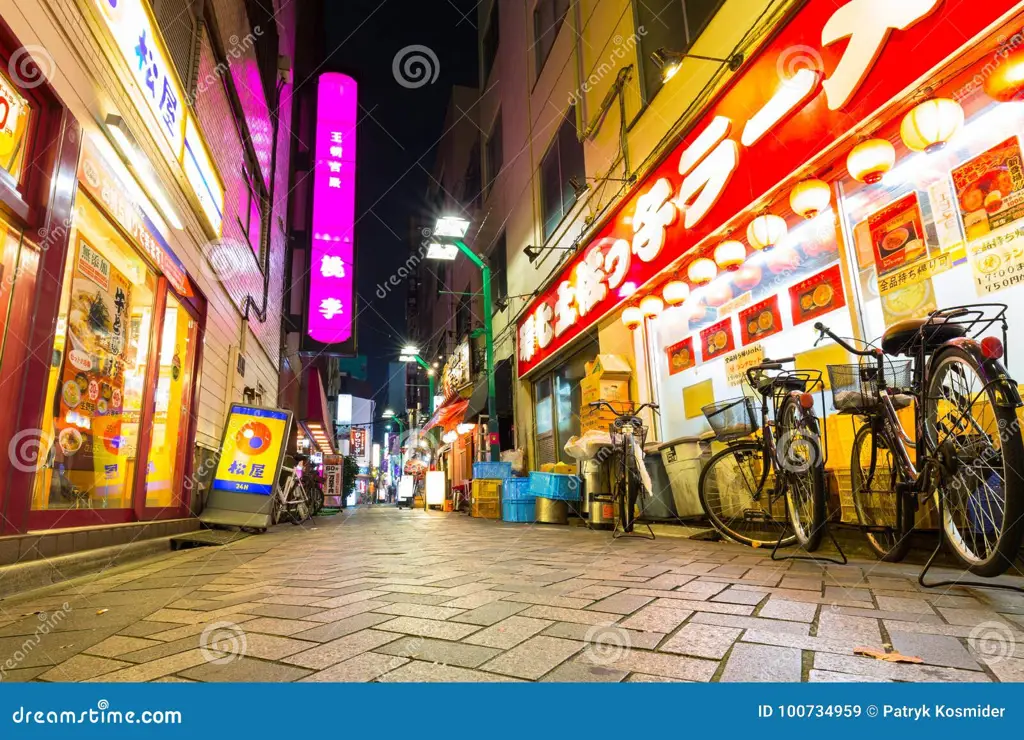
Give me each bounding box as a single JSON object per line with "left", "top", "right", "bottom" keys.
{"left": 298, "top": 366, "right": 336, "bottom": 455}
{"left": 422, "top": 397, "right": 469, "bottom": 433}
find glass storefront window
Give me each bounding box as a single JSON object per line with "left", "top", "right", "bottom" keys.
{"left": 0, "top": 68, "right": 34, "bottom": 188}
{"left": 32, "top": 195, "right": 158, "bottom": 511}
{"left": 0, "top": 212, "right": 26, "bottom": 368}
{"left": 145, "top": 294, "right": 198, "bottom": 508}
{"left": 532, "top": 337, "right": 598, "bottom": 465}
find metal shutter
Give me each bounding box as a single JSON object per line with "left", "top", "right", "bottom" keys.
{"left": 151, "top": 0, "right": 198, "bottom": 97}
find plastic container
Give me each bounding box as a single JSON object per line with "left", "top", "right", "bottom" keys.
{"left": 502, "top": 498, "right": 536, "bottom": 523}
{"left": 473, "top": 462, "right": 513, "bottom": 480}
{"left": 471, "top": 479, "right": 502, "bottom": 502}
{"left": 528, "top": 472, "right": 582, "bottom": 501}
{"left": 658, "top": 434, "right": 713, "bottom": 519}
{"left": 503, "top": 477, "right": 534, "bottom": 501}
{"left": 471, "top": 499, "right": 501, "bottom": 519}
{"left": 640, "top": 452, "right": 677, "bottom": 521}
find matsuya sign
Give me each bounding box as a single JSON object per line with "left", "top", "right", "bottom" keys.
{"left": 516, "top": 0, "right": 1020, "bottom": 377}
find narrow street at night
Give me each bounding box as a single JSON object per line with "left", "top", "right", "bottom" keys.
{"left": 2, "top": 507, "right": 1023, "bottom": 684}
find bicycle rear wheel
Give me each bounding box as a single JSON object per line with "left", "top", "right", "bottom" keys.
{"left": 925, "top": 346, "right": 1024, "bottom": 576}
{"left": 777, "top": 396, "right": 826, "bottom": 552}
{"left": 617, "top": 468, "right": 639, "bottom": 533}
{"left": 698, "top": 441, "right": 793, "bottom": 547}
{"left": 850, "top": 422, "right": 913, "bottom": 562}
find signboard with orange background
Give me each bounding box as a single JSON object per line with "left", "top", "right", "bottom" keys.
{"left": 700, "top": 317, "right": 735, "bottom": 362}
{"left": 739, "top": 295, "right": 783, "bottom": 346}
{"left": 212, "top": 406, "right": 291, "bottom": 494}
{"left": 790, "top": 264, "right": 846, "bottom": 326}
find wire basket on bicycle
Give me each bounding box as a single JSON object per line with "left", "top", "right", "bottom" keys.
{"left": 827, "top": 360, "right": 913, "bottom": 414}
{"left": 701, "top": 397, "right": 758, "bottom": 442}
{"left": 609, "top": 416, "right": 648, "bottom": 448}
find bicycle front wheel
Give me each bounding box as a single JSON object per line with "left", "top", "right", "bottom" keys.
{"left": 698, "top": 441, "right": 793, "bottom": 547}
{"left": 926, "top": 346, "right": 1024, "bottom": 576}
{"left": 778, "top": 396, "right": 827, "bottom": 552}
{"left": 851, "top": 422, "right": 913, "bottom": 562}
{"left": 618, "top": 469, "right": 638, "bottom": 533}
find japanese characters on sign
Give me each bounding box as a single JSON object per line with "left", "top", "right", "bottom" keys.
{"left": 307, "top": 73, "right": 357, "bottom": 345}
{"left": 516, "top": 0, "right": 1007, "bottom": 377}
{"left": 967, "top": 222, "right": 1024, "bottom": 297}
{"left": 212, "top": 406, "right": 290, "bottom": 495}
{"left": 725, "top": 345, "right": 765, "bottom": 387}
{"left": 868, "top": 193, "right": 927, "bottom": 276}
{"left": 94, "top": 0, "right": 185, "bottom": 155}
{"left": 350, "top": 428, "right": 369, "bottom": 467}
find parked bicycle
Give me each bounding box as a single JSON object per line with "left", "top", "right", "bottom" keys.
{"left": 817, "top": 304, "right": 1024, "bottom": 576}
{"left": 273, "top": 455, "right": 314, "bottom": 525}
{"left": 697, "top": 358, "right": 826, "bottom": 550}
{"left": 587, "top": 401, "right": 659, "bottom": 536}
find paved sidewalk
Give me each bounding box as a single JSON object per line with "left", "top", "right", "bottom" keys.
{"left": 1, "top": 506, "right": 1023, "bottom": 683}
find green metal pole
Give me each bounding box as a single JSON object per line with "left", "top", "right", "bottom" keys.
{"left": 413, "top": 355, "right": 435, "bottom": 413}
{"left": 455, "top": 240, "right": 499, "bottom": 462}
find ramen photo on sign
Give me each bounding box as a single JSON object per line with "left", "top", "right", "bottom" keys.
{"left": 953, "top": 136, "right": 1024, "bottom": 241}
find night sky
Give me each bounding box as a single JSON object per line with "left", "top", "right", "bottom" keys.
{"left": 322, "top": 0, "right": 479, "bottom": 408}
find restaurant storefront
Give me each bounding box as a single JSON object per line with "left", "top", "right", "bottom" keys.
{"left": 516, "top": 0, "right": 1024, "bottom": 476}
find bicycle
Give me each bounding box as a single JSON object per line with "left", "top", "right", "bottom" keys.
{"left": 303, "top": 466, "right": 325, "bottom": 516}
{"left": 587, "top": 401, "right": 659, "bottom": 537}
{"left": 273, "top": 456, "right": 313, "bottom": 525}
{"left": 697, "top": 357, "right": 827, "bottom": 551}
{"left": 816, "top": 304, "right": 1024, "bottom": 576}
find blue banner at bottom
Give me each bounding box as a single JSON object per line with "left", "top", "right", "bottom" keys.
{"left": 0, "top": 683, "right": 1017, "bottom": 738}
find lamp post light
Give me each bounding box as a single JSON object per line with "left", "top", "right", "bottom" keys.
{"left": 426, "top": 216, "right": 500, "bottom": 462}
{"left": 399, "top": 349, "right": 436, "bottom": 413}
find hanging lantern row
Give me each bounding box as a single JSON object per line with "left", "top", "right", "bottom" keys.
{"left": 847, "top": 98, "right": 965, "bottom": 184}
{"left": 714, "top": 240, "right": 746, "bottom": 271}
{"left": 747, "top": 214, "right": 788, "bottom": 251}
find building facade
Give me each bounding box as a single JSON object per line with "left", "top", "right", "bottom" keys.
{"left": 0, "top": 0, "right": 298, "bottom": 553}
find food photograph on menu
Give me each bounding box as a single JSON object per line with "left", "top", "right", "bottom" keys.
{"left": 666, "top": 336, "right": 696, "bottom": 376}
{"left": 867, "top": 192, "right": 928, "bottom": 276}
{"left": 739, "top": 295, "right": 783, "bottom": 346}
{"left": 789, "top": 264, "right": 847, "bottom": 326}
{"left": 952, "top": 135, "right": 1024, "bottom": 240}
{"left": 700, "top": 317, "right": 736, "bottom": 361}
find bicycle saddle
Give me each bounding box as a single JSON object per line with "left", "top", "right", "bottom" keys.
{"left": 881, "top": 317, "right": 966, "bottom": 356}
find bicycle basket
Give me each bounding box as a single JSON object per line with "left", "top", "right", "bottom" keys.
{"left": 701, "top": 397, "right": 758, "bottom": 442}
{"left": 609, "top": 419, "right": 649, "bottom": 448}
{"left": 827, "top": 361, "right": 912, "bottom": 414}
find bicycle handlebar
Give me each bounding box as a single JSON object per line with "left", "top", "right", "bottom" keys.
{"left": 813, "top": 322, "right": 881, "bottom": 359}
{"left": 588, "top": 401, "right": 660, "bottom": 418}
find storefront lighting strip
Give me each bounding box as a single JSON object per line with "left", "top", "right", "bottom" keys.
{"left": 104, "top": 114, "right": 184, "bottom": 231}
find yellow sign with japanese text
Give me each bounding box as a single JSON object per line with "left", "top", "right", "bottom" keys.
{"left": 212, "top": 406, "right": 291, "bottom": 495}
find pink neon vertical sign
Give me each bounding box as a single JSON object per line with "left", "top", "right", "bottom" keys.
{"left": 307, "top": 73, "right": 357, "bottom": 344}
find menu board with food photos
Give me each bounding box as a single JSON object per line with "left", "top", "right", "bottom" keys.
{"left": 867, "top": 193, "right": 927, "bottom": 276}
{"left": 700, "top": 317, "right": 735, "bottom": 362}
{"left": 789, "top": 264, "right": 846, "bottom": 326}
{"left": 953, "top": 136, "right": 1024, "bottom": 241}
{"left": 739, "top": 295, "right": 783, "bottom": 346}
{"left": 55, "top": 238, "right": 131, "bottom": 463}
{"left": 666, "top": 337, "right": 696, "bottom": 376}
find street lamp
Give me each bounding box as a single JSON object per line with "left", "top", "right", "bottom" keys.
{"left": 427, "top": 215, "right": 500, "bottom": 462}
{"left": 400, "top": 351, "right": 436, "bottom": 413}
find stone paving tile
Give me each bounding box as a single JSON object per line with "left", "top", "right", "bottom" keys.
{"left": 540, "top": 656, "right": 628, "bottom": 682}
{"left": 448, "top": 600, "right": 531, "bottom": 626}
{"left": 720, "top": 643, "right": 802, "bottom": 682}
{"left": 606, "top": 649, "right": 718, "bottom": 682}
{"left": 837, "top": 606, "right": 943, "bottom": 624}
{"left": 823, "top": 586, "right": 873, "bottom": 603}
{"left": 243, "top": 604, "right": 325, "bottom": 620}
{"left": 565, "top": 585, "right": 624, "bottom": 601}
{"left": 498, "top": 592, "right": 594, "bottom": 609}
{"left": 816, "top": 612, "right": 883, "bottom": 645}
{"left": 374, "top": 636, "right": 501, "bottom": 668}
{"left": 541, "top": 621, "right": 663, "bottom": 650}
{"left": 518, "top": 605, "right": 621, "bottom": 626}
{"left": 690, "top": 612, "right": 812, "bottom": 636}
{"left": 463, "top": 616, "right": 552, "bottom": 649}
{"left": 618, "top": 605, "right": 693, "bottom": 634}
{"left": 779, "top": 576, "right": 823, "bottom": 591}
{"left": 378, "top": 659, "right": 523, "bottom": 682}
{"left": 478, "top": 635, "right": 583, "bottom": 679}
{"left": 283, "top": 629, "right": 401, "bottom": 670}
{"left": 84, "top": 635, "right": 162, "bottom": 658}
{"left": 304, "top": 599, "right": 392, "bottom": 623}
{"left": 374, "top": 616, "right": 482, "bottom": 641}
{"left": 118, "top": 622, "right": 181, "bottom": 638}
{"left": 975, "top": 655, "right": 1024, "bottom": 681}
{"left": 808, "top": 670, "right": 891, "bottom": 682}
{"left": 375, "top": 593, "right": 452, "bottom": 606}
{"left": 758, "top": 599, "right": 818, "bottom": 623}
{"left": 179, "top": 656, "right": 313, "bottom": 683}
{"left": 371, "top": 602, "right": 466, "bottom": 621}
{"left": 711, "top": 588, "right": 768, "bottom": 606}
{"left": 875, "top": 596, "right": 939, "bottom": 615}
{"left": 38, "top": 654, "right": 132, "bottom": 682}
{"left": 586, "top": 593, "right": 656, "bottom": 615}
{"left": 239, "top": 617, "right": 323, "bottom": 636}
{"left": 813, "top": 653, "right": 990, "bottom": 682}
{"left": 625, "top": 673, "right": 687, "bottom": 682}
{"left": 937, "top": 607, "right": 1014, "bottom": 627}
{"left": 292, "top": 612, "right": 396, "bottom": 642}
{"left": 441, "top": 590, "right": 508, "bottom": 610}
{"left": 374, "top": 584, "right": 443, "bottom": 595}
{"left": 309, "top": 590, "right": 390, "bottom": 609}
{"left": 649, "top": 596, "right": 754, "bottom": 616}
{"left": 638, "top": 574, "right": 696, "bottom": 591}
{"left": 660, "top": 623, "right": 742, "bottom": 660}
{"left": 674, "top": 580, "right": 730, "bottom": 599}
{"left": 301, "top": 652, "right": 409, "bottom": 682}
{"left": 257, "top": 595, "right": 326, "bottom": 606}
{"left": 888, "top": 630, "right": 981, "bottom": 671}
{"left": 84, "top": 649, "right": 214, "bottom": 682}
{"left": 143, "top": 615, "right": 256, "bottom": 645}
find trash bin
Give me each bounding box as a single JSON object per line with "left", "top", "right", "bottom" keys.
{"left": 579, "top": 458, "right": 611, "bottom": 517}
{"left": 658, "top": 433, "right": 714, "bottom": 519}
{"left": 640, "top": 451, "right": 677, "bottom": 521}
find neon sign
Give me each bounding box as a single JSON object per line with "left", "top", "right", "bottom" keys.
{"left": 307, "top": 73, "right": 357, "bottom": 345}
{"left": 516, "top": 0, "right": 1016, "bottom": 376}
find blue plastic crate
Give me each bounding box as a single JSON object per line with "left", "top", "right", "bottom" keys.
{"left": 528, "top": 472, "right": 581, "bottom": 501}
{"left": 473, "top": 462, "right": 512, "bottom": 480}
{"left": 502, "top": 498, "right": 536, "bottom": 523}
{"left": 502, "top": 477, "right": 533, "bottom": 501}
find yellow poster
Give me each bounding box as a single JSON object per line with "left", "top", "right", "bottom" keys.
{"left": 967, "top": 222, "right": 1024, "bottom": 296}
{"left": 725, "top": 345, "right": 764, "bottom": 387}
{"left": 684, "top": 379, "right": 715, "bottom": 420}
{"left": 212, "top": 406, "right": 290, "bottom": 494}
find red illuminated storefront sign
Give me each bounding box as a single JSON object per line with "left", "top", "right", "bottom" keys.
{"left": 516, "top": 0, "right": 1023, "bottom": 377}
